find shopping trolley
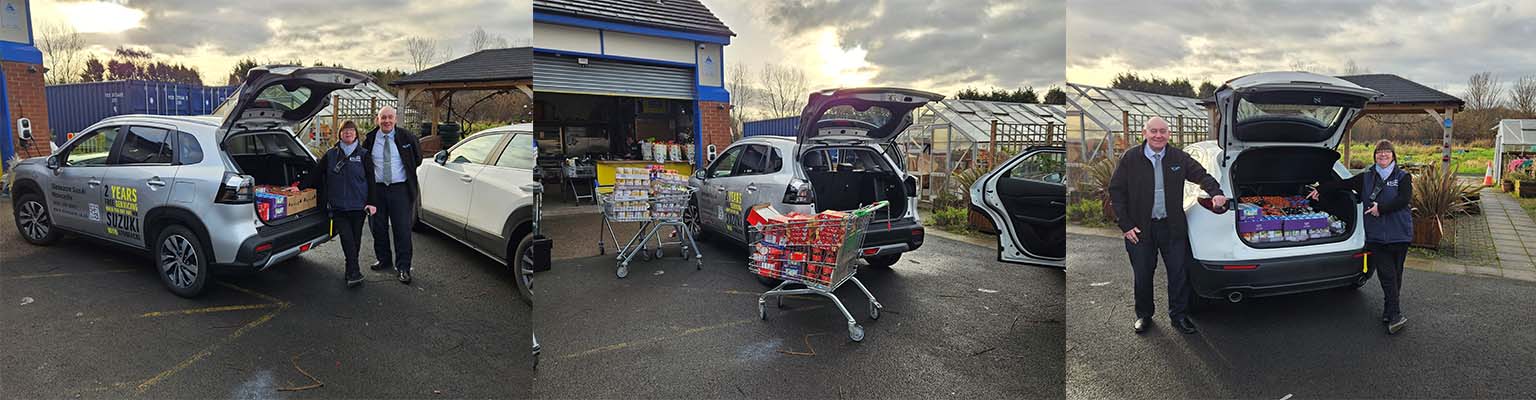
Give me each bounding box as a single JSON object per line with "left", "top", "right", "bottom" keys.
{"left": 751, "top": 201, "right": 887, "bottom": 342}
{"left": 562, "top": 162, "right": 596, "bottom": 204}
{"left": 596, "top": 169, "right": 703, "bottom": 278}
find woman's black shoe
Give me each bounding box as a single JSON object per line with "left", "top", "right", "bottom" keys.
{"left": 399, "top": 270, "right": 412, "bottom": 284}
{"left": 370, "top": 261, "right": 391, "bottom": 271}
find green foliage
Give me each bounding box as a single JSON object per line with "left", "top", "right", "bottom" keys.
{"left": 1344, "top": 143, "right": 1494, "bottom": 175}
{"left": 1111, "top": 72, "right": 1196, "bottom": 98}
{"left": 1197, "top": 81, "right": 1218, "bottom": 98}
{"left": 955, "top": 87, "right": 1039, "bottom": 103}
{"left": 1068, "top": 199, "right": 1108, "bottom": 226}
{"left": 1043, "top": 87, "right": 1067, "bottom": 105}
{"left": 1412, "top": 163, "right": 1477, "bottom": 220}
{"left": 933, "top": 207, "right": 970, "bottom": 232}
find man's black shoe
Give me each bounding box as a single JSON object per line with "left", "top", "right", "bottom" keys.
{"left": 346, "top": 274, "right": 364, "bottom": 288}
{"left": 1387, "top": 316, "right": 1407, "bottom": 335}
{"left": 1133, "top": 318, "right": 1149, "bottom": 334}
{"left": 1172, "top": 318, "right": 1198, "bottom": 334}
{"left": 370, "top": 261, "right": 391, "bottom": 271}
{"left": 399, "top": 270, "right": 412, "bottom": 284}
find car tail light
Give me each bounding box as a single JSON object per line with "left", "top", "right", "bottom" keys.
{"left": 254, "top": 243, "right": 273, "bottom": 253}
{"left": 216, "top": 172, "right": 255, "bottom": 204}
{"left": 861, "top": 248, "right": 880, "bottom": 256}
{"left": 1222, "top": 265, "right": 1258, "bottom": 270}
{"left": 784, "top": 177, "right": 814, "bottom": 204}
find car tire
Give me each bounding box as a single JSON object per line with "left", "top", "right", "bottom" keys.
{"left": 14, "top": 193, "right": 62, "bottom": 245}
{"left": 155, "top": 225, "right": 211, "bottom": 298}
{"left": 512, "top": 234, "right": 535, "bottom": 306}
{"left": 686, "top": 200, "right": 707, "bottom": 242}
{"left": 863, "top": 254, "right": 901, "bottom": 269}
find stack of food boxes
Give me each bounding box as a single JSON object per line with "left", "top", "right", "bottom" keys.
{"left": 253, "top": 186, "right": 319, "bottom": 221}
{"left": 610, "top": 167, "right": 652, "bottom": 220}
{"left": 1236, "top": 195, "right": 1340, "bottom": 243}
{"left": 747, "top": 206, "right": 849, "bottom": 286}
{"left": 648, "top": 165, "right": 688, "bottom": 220}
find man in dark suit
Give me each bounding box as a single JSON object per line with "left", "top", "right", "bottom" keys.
{"left": 361, "top": 106, "right": 423, "bottom": 284}
{"left": 1108, "top": 117, "right": 1226, "bottom": 334}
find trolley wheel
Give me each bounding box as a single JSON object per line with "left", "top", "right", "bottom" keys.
{"left": 682, "top": 246, "right": 691, "bottom": 260}
{"left": 758, "top": 299, "right": 768, "bottom": 320}
{"left": 617, "top": 264, "right": 629, "bottom": 279}
{"left": 849, "top": 324, "right": 865, "bottom": 342}
{"left": 869, "top": 303, "right": 880, "bottom": 320}
{"left": 654, "top": 248, "right": 664, "bottom": 259}
{"left": 598, "top": 243, "right": 605, "bottom": 255}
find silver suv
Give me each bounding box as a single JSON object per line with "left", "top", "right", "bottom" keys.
{"left": 689, "top": 88, "right": 936, "bottom": 270}
{"left": 10, "top": 66, "right": 371, "bottom": 297}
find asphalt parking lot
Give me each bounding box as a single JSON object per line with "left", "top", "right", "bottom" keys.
{"left": 0, "top": 199, "right": 532, "bottom": 399}
{"left": 532, "top": 213, "right": 1064, "bottom": 399}
{"left": 1065, "top": 232, "right": 1536, "bottom": 399}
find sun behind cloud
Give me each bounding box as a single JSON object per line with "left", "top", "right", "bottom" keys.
{"left": 58, "top": 1, "right": 145, "bottom": 34}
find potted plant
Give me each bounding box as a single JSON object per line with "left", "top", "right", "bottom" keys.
{"left": 1410, "top": 164, "right": 1476, "bottom": 249}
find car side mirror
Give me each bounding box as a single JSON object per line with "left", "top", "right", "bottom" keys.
{"left": 45, "top": 155, "right": 60, "bottom": 170}
{"left": 434, "top": 150, "right": 448, "bottom": 165}
{"left": 693, "top": 169, "right": 706, "bottom": 180}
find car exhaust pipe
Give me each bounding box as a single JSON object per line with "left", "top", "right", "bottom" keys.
{"left": 1226, "top": 291, "right": 1245, "bottom": 303}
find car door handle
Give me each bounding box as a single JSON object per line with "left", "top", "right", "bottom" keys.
{"left": 459, "top": 174, "right": 474, "bottom": 183}
{"left": 146, "top": 177, "right": 167, "bottom": 188}
{"left": 745, "top": 184, "right": 757, "bottom": 193}
{"left": 715, "top": 186, "right": 726, "bottom": 192}
{"left": 87, "top": 179, "right": 102, "bottom": 187}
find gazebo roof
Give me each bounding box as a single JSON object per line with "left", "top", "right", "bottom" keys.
{"left": 1338, "top": 74, "right": 1464, "bottom": 108}
{"left": 393, "top": 47, "right": 532, "bottom": 86}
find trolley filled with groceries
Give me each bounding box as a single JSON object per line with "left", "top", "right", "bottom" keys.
{"left": 597, "top": 165, "right": 702, "bottom": 278}
{"left": 748, "top": 200, "right": 888, "bottom": 342}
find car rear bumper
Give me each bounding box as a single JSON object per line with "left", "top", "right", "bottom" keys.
{"left": 212, "top": 212, "right": 332, "bottom": 273}
{"left": 860, "top": 218, "right": 924, "bottom": 256}
{"left": 1191, "top": 249, "right": 1369, "bottom": 299}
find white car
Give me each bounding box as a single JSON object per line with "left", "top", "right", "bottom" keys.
{"left": 415, "top": 123, "right": 545, "bottom": 304}
{"left": 1183, "top": 71, "right": 1382, "bottom": 305}
{"left": 969, "top": 146, "right": 1066, "bottom": 268}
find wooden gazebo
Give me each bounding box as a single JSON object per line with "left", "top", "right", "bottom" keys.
{"left": 392, "top": 47, "right": 533, "bottom": 154}
{"left": 1336, "top": 74, "right": 1466, "bottom": 169}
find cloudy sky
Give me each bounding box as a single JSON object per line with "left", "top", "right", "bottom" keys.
{"left": 1068, "top": 0, "right": 1536, "bottom": 95}
{"left": 705, "top": 0, "right": 1065, "bottom": 97}
{"left": 33, "top": 0, "right": 530, "bottom": 84}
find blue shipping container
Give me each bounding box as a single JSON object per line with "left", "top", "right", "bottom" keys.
{"left": 741, "top": 116, "right": 800, "bottom": 137}
{"left": 46, "top": 80, "right": 239, "bottom": 145}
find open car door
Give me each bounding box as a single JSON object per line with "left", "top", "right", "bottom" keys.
{"left": 969, "top": 147, "right": 1066, "bottom": 268}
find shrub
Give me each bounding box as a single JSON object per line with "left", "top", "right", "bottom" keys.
{"left": 933, "top": 207, "right": 970, "bottom": 232}
{"left": 1068, "top": 199, "right": 1107, "bottom": 226}
{"left": 1412, "top": 163, "right": 1476, "bottom": 220}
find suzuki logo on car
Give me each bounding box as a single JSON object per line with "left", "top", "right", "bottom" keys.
{"left": 1313, "top": 96, "right": 1323, "bottom": 104}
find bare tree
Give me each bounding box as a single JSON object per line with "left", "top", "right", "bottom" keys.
{"left": 1287, "top": 59, "right": 1312, "bottom": 72}
{"left": 726, "top": 62, "right": 756, "bottom": 136}
{"left": 1511, "top": 74, "right": 1536, "bottom": 115}
{"left": 1465, "top": 71, "right": 1505, "bottom": 110}
{"left": 467, "top": 27, "right": 511, "bottom": 53}
{"left": 38, "top": 21, "right": 85, "bottom": 84}
{"left": 405, "top": 37, "right": 440, "bottom": 73}
{"left": 757, "top": 63, "right": 809, "bottom": 119}
{"left": 1341, "top": 59, "right": 1369, "bottom": 75}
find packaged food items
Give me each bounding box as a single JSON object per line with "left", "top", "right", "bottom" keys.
{"left": 255, "top": 192, "right": 287, "bottom": 221}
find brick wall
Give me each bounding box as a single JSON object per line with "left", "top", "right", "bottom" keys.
{"left": 3, "top": 61, "right": 50, "bottom": 160}
{"left": 699, "top": 101, "right": 732, "bottom": 165}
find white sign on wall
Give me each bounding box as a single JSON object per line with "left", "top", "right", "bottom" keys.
{"left": 0, "top": 0, "right": 30, "bottom": 45}
{"left": 697, "top": 42, "right": 722, "bottom": 87}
